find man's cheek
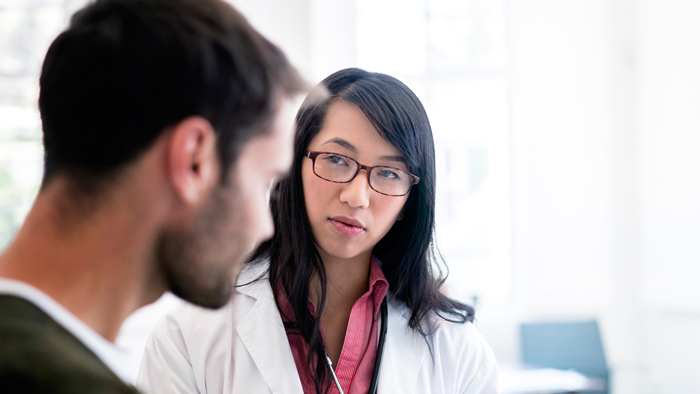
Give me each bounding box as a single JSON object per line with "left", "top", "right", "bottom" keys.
{"left": 256, "top": 189, "right": 274, "bottom": 241}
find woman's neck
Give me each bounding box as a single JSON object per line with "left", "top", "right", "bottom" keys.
{"left": 311, "top": 250, "right": 372, "bottom": 310}
{"left": 310, "top": 249, "right": 373, "bottom": 366}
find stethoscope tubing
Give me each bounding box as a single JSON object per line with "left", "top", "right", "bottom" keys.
{"left": 368, "top": 297, "right": 388, "bottom": 394}
{"left": 326, "top": 296, "right": 388, "bottom": 394}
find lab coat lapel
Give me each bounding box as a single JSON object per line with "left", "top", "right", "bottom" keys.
{"left": 377, "top": 298, "right": 427, "bottom": 394}
{"left": 235, "top": 274, "right": 304, "bottom": 394}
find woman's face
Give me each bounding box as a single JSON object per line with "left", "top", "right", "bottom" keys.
{"left": 302, "top": 99, "right": 411, "bottom": 263}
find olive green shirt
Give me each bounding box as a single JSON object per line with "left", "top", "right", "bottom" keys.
{"left": 0, "top": 295, "right": 142, "bottom": 393}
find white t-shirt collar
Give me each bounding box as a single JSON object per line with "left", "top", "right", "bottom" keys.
{"left": 0, "top": 278, "right": 134, "bottom": 385}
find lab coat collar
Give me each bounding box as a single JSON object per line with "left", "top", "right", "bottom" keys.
{"left": 234, "top": 262, "right": 428, "bottom": 394}
{"left": 236, "top": 298, "right": 305, "bottom": 394}
{"left": 235, "top": 263, "right": 304, "bottom": 394}
{"left": 234, "top": 262, "right": 271, "bottom": 299}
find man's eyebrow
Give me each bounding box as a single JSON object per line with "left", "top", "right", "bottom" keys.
{"left": 321, "top": 137, "right": 356, "bottom": 153}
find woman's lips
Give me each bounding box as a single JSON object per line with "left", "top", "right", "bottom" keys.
{"left": 329, "top": 218, "right": 365, "bottom": 237}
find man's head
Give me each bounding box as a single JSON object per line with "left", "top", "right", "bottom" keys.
{"left": 155, "top": 98, "right": 297, "bottom": 308}
{"left": 37, "top": 0, "right": 305, "bottom": 308}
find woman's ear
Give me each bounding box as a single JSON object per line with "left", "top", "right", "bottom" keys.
{"left": 396, "top": 201, "right": 408, "bottom": 221}
{"left": 165, "top": 116, "right": 220, "bottom": 206}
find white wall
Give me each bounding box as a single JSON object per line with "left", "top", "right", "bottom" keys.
{"left": 637, "top": 0, "right": 700, "bottom": 313}
{"left": 228, "top": 0, "right": 313, "bottom": 78}
{"left": 510, "top": 0, "right": 616, "bottom": 315}
{"left": 509, "top": 0, "right": 700, "bottom": 392}
{"left": 637, "top": 0, "right": 700, "bottom": 392}
{"left": 507, "top": 1, "right": 641, "bottom": 388}
{"left": 228, "top": 0, "right": 357, "bottom": 83}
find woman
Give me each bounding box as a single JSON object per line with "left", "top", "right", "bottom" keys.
{"left": 137, "top": 68, "right": 498, "bottom": 394}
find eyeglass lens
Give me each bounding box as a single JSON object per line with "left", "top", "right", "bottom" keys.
{"left": 313, "top": 153, "right": 412, "bottom": 196}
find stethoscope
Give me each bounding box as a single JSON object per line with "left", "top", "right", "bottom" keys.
{"left": 325, "top": 296, "right": 389, "bottom": 394}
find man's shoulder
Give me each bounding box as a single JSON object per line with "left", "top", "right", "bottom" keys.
{"left": 0, "top": 294, "right": 82, "bottom": 355}
{"left": 0, "top": 295, "right": 141, "bottom": 394}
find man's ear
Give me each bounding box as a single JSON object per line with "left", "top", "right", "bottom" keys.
{"left": 166, "top": 116, "right": 219, "bottom": 205}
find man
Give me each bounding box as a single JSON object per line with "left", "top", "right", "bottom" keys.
{"left": 0, "top": 0, "right": 305, "bottom": 392}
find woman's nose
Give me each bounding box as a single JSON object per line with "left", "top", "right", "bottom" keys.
{"left": 339, "top": 170, "right": 371, "bottom": 209}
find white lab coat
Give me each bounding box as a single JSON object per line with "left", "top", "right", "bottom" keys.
{"left": 137, "top": 263, "right": 499, "bottom": 394}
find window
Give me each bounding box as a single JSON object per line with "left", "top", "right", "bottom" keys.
{"left": 0, "top": 1, "right": 72, "bottom": 249}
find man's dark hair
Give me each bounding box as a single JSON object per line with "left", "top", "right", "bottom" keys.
{"left": 38, "top": 0, "right": 305, "bottom": 189}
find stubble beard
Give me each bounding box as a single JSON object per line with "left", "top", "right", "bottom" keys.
{"left": 155, "top": 182, "right": 249, "bottom": 309}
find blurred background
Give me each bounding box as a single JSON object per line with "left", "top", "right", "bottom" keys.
{"left": 1, "top": 0, "right": 699, "bottom": 393}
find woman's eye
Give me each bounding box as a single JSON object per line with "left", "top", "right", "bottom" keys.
{"left": 325, "top": 155, "right": 348, "bottom": 166}
{"left": 377, "top": 168, "right": 401, "bottom": 180}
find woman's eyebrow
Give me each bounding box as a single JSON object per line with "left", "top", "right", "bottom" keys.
{"left": 379, "top": 155, "right": 407, "bottom": 164}
{"left": 322, "top": 137, "right": 356, "bottom": 152}
{"left": 322, "top": 137, "right": 407, "bottom": 164}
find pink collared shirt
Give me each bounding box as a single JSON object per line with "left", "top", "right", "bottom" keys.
{"left": 279, "top": 257, "right": 389, "bottom": 394}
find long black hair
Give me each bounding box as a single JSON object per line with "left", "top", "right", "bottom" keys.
{"left": 249, "top": 68, "right": 474, "bottom": 394}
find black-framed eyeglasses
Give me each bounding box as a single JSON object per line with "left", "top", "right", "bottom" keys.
{"left": 304, "top": 150, "right": 420, "bottom": 197}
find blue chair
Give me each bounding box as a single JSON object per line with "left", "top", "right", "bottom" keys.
{"left": 520, "top": 320, "right": 609, "bottom": 394}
